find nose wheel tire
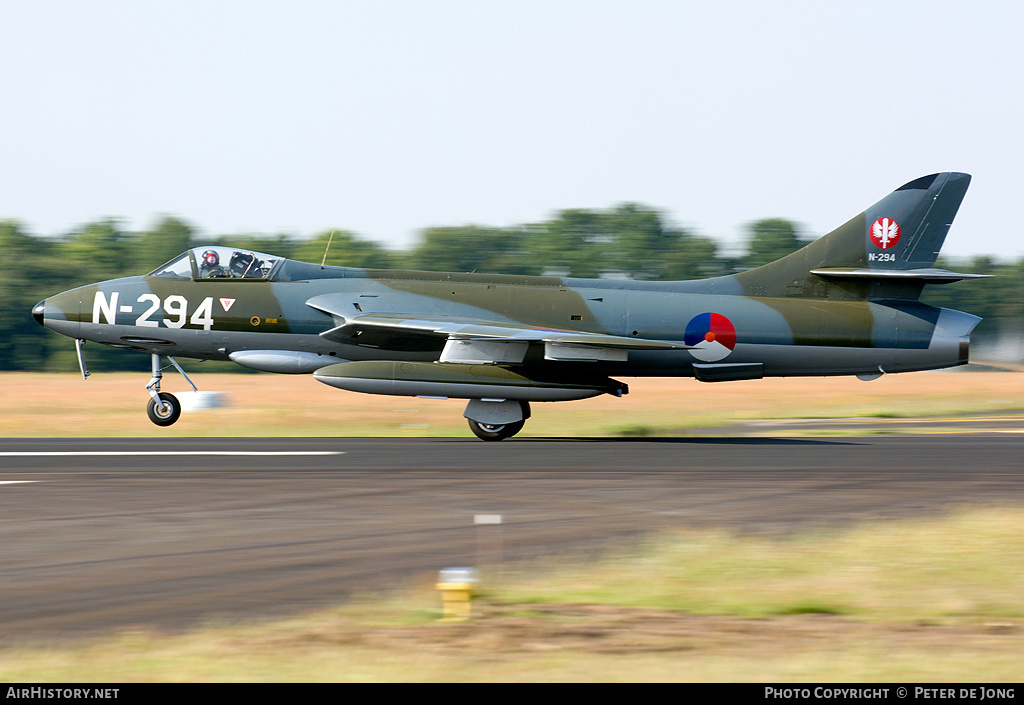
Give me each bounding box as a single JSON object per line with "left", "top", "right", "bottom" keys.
{"left": 147, "top": 392, "right": 182, "bottom": 427}
{"left": 467, "top": 418, "right": 525, "bottom": 441}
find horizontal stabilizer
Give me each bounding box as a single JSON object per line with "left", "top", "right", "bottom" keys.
{"left": 810, "top": 267, "right": 991, "bottom": 284}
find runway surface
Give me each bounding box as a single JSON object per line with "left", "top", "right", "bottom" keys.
{"left": 1, "top": 434, "right": 1022, "bottom": 642}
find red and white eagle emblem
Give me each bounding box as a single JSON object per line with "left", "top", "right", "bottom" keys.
{"left": 870, "top": 218, "right": 901, "bottom": 249}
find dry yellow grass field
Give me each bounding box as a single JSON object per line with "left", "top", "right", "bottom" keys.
{"left": 1, "top": 366, "right": 1023, "bottom": 437}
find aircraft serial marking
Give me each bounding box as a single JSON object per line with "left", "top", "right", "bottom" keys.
{"left": 93, "top": 292, "right": 217, "bottom": 331}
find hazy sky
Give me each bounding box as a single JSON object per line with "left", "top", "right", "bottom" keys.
{"left": 2, "top": 1, "right": 1020, "bottom": 259}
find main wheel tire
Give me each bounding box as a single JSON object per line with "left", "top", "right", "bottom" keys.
{"left": 467, "top": 418, "right": 525, "bottom": 441}
{"left": 147, "top": 392, "right": 181, "bottom": 427}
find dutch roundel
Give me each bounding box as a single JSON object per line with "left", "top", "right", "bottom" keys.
{"left": 684, "top": 312, "right": 737, "bottom": 362}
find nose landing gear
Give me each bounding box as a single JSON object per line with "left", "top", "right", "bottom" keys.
{"left": 145, "top": 353, "right": 198, "bottom": 427}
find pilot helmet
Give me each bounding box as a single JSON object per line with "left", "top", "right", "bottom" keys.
{"left": 202, "top": 250, "right": 219, "bottom": 268}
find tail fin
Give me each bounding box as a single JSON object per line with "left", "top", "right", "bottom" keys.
{"left": 733, "top": 172, "right": 981, "bottom": 301}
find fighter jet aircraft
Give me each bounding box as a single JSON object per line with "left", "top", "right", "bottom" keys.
{"left": 33, "top": 172, "right": 985, "bottom": 440}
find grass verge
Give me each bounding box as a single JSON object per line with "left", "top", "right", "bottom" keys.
{"left": 0, "top": 507, "right": 1020, "bottom": 682}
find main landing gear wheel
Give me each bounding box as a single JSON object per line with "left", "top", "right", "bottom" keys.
{"left": 467, "top": 418, "right": 526, "bottom": 441}
{"left": 147, "top": 392, "right": 181, "bottom": 427}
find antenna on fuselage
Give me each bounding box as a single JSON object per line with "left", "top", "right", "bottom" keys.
{"left": 320, "top": 230, "right": 335, "bottom": 269}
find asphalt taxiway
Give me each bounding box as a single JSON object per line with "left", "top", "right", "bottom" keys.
{"left": 0, "top": 434, "right": 1022, "bottom": 642}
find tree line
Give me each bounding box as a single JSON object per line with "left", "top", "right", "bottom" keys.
{"left": 1, "top": 205, "right": 1016, "bottom": 372}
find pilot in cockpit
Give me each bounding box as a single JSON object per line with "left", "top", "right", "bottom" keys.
{"left": 199, "top": 250, "right": 229, "bottom": 278}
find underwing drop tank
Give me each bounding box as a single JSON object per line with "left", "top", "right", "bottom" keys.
{"left": 313, "top": 360, "right": 627, "bottom": 401}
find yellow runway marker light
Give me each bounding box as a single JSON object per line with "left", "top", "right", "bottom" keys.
{"left": 436, "top": 568, "right": 479, "bottom": 622}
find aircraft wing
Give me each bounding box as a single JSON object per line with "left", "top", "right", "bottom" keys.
{"left": 307, "top": 298, "right": 689, "bottom": 364}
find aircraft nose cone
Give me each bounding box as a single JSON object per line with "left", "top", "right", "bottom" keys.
{"left": 32, "top": 300, "right": 45, "bottom": 326}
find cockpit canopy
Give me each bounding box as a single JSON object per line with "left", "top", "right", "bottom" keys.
{"left": 149, "top": 247, "right": 281, "bottom": 280}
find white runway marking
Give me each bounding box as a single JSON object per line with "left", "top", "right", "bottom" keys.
{"left": 0, "top": 451, "right": 344, "bottom": 457}
{"left": 0, "top": 480, "right": 37, "bottom": 484}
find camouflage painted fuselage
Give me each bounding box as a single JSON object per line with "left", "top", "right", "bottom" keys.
{"left": 34, "top": 172, "right": 982, "bottom": 437}
{"left": 39, "top": 245, "right": 976, "bottom": 381}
